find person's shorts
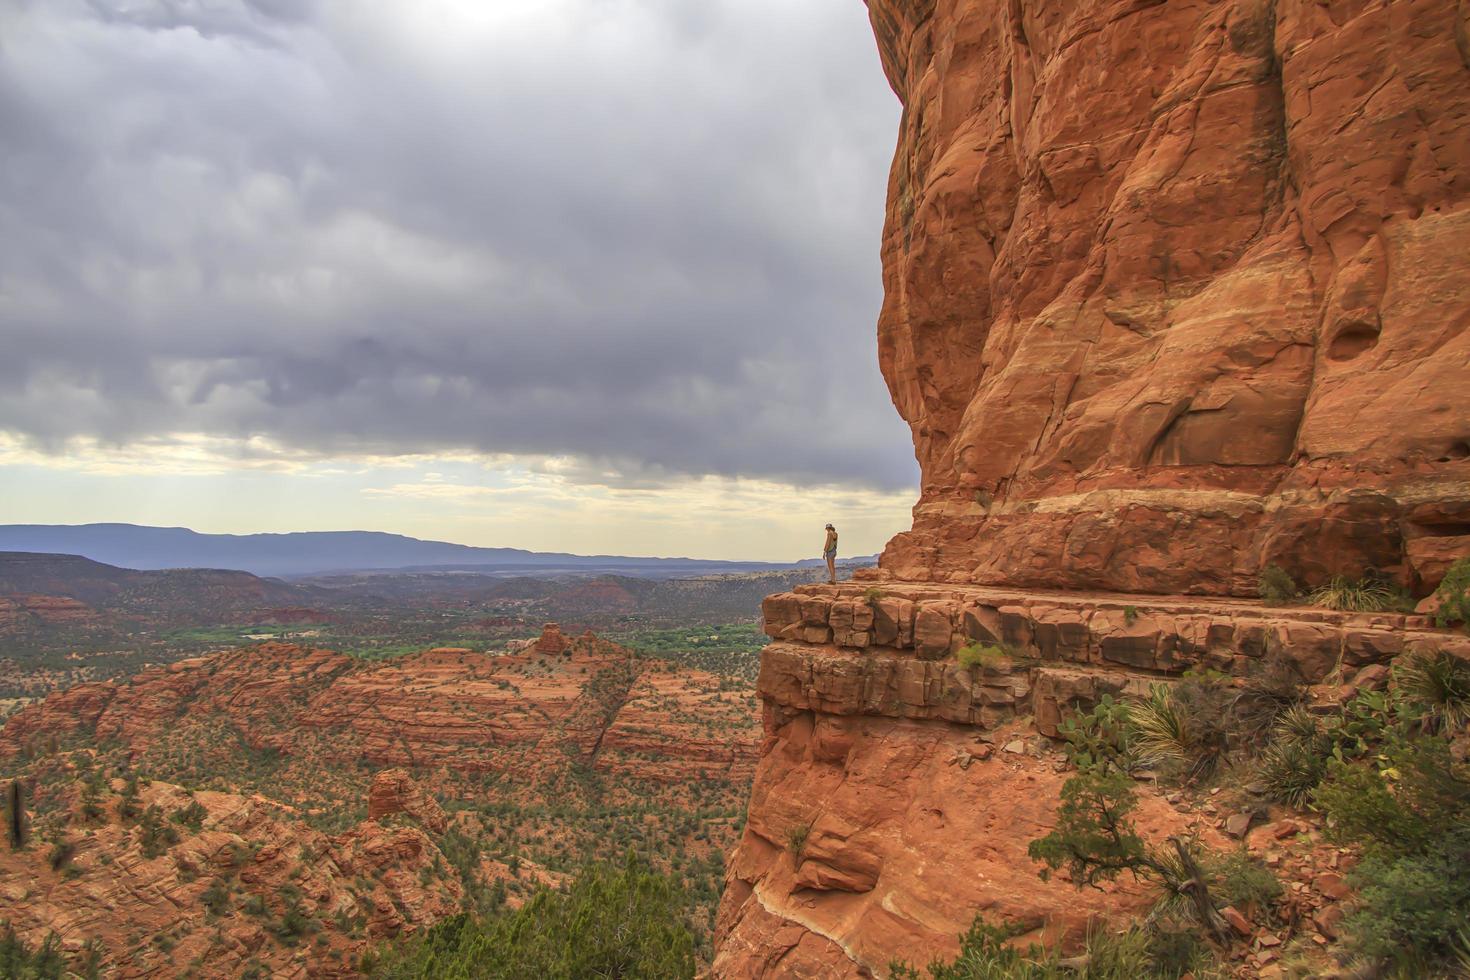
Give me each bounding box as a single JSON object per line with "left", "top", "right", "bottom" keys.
{"left": 823, "top": 549, "right": 837, "bottom": 559}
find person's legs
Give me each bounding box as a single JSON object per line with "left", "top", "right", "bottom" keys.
{"left": 826, "top": 552, "right": 836, "bottom": 584}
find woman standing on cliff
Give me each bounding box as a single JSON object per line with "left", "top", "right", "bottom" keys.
{"left": 823, "top": 524, "right": 838, "bottom": 585}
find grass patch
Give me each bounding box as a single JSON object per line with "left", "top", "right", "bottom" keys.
{"left": 956, "top": 642, "right": 1009, "bottom": 672}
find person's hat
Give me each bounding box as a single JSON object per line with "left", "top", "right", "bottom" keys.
{"left": 825, "top": 523, "right": 834, "bottom": 529}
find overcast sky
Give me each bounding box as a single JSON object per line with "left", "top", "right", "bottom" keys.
{"left": 0, "top": 0, "right": 915, "bottom": 560}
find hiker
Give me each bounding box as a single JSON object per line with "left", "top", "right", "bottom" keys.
{"left": 823, "top": 523, "right": 838, "bottom": 585}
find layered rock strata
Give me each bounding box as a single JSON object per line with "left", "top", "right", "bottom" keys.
{"left": 713, "top": 582, "right": 1468, "bottom": 976}
{"left": 0, "top": 634, "right": 761, "bottom": 785}
{"left": 0, "top": 773, "right": 461, "bottom": 978}
{"left": 866, "top": 0, "right": 1470, "bottom": 595}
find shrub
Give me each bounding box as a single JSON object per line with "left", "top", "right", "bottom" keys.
{"left": 269, "top": 891, "right": 315, "bottom": 944}
{"left": 1314, "top": 737, "right": 1470, "bottom": 969}
{"left": 1207, "top": 849, "right": 1281, "bottom": 910}
{"left": 784, "top": 822, "right": 810, "bottom": 857}
{"left": 1027, "top": 764, "right": 1230, "bottom": 942}
{"left": 863, "top": 586, "right": 886, "bottom": 604}
{"left": 47, "top": 839, "right": 77, "bottom": 872}
{"left": 1259, "top": 742, "right": 1325, "bottom": 808}
{"left": 368, "top": 854, "right": 696, "bottom": 979}
{"left": 0, "top": 925, "right": 65, "bottom": 980}
{"left": 1132, "top": 675, "right": 1231, "bottom": 781}
{"left": 1307, "top": 574, "right": 1401, "bottom": 613}
{"left": 117, "top": 773, "right": 141, "bottom": 822}
{"left": 172, "top": 800, "right": 209, "bottom": 831}
{"left": 1433, "top": 557, "right": 1470, "bottom": 628}
{"left": 1258, "top": 565, "right": 1298, "bottom": 606}
{"left": 1232, "top": 653, "right": 1307, "bottom": 744}
{"left": 201, "top": 879, "right": 231, "bottom": 917}
{"left": 889, "top": 914, "right": 1197, "bottom": 979}
{"left": 1056, "top": 695, "right": 1135, "bottom": 775}
{"left": 1122, "top": 605, "right": 1138, "bottom": 626}
{"left": 1397, "top": 650, "right": 1470, "bottom": 733}
{"left": 1257, "top": 705, "right": 1331, "bottom": 807}
{"left": 136, "top": 805, "right": 180, "bottom": 859}
{"left": 956, "top": 643, "right": 1007, "bottom": 673}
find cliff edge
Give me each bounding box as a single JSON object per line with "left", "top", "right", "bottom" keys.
{"left": 713, "top": 3, "right": 1470, "bottom": 975}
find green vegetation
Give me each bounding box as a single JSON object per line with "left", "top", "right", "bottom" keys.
{"left": 136, "top": 804, "right": 181, "bottom": 858}
{"left": 1257, "top": 739, "right": 1328, "bottom": 808}
{"left": 172, "top": 799, "right": 208, "bottom": 830}
{"left": 1257, "top": 564, "right": 1297, "bottom": 606}
{"left": 784, "top": 822, "right": 810, "bottom": 857}
{"left": 1028, "top": 700, "right": 1233, "bottom": 943}
{"left": 1398, "top": 649, "right": 1470, "bottom": 732}
{"left": 1433, "top": 558, "right": 1470, "bottom": 628}
{"left": 0, "top": 926, "right": 63, "bottom": 980}
{"left": 611, "top": 623, "right": 765, "bottom": 682}
{"left": 1038, "top": 647, "right": 1470, "bottom": 976}
{"left": 889, "top": 916, "right": 1202, "bottom": 979}
{"left": 1123, "top": 661, "right": 1305, "bottom": 784}
{"left": 0, "top": 925, "right": 100, "bottom": 980}
{"left": 956, "top": 643, "right": 1008, "bottom": 672}
{"left": 366, "top": 854, "right": 697, "bottom": 979}
{"left": 1315, "top": 737, "right": 1470, "bottom": 970}
{"left": 1307, "top": 573, "right": 1410, "bottom": 613}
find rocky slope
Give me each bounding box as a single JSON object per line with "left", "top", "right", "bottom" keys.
{"left": 0, "top": 630, "right": 760, "bottom": 786}
{"left": 713, "top": 583, "right": 1466, "bottom": 977}
{"left": 2, "top": 626, "right": 759, "bottom": 975}
{"left": 866, "top": 0, "right": 1470, "bottom": 596}
{"left": 0, "top": 766, "right": 465, "bottom": 978}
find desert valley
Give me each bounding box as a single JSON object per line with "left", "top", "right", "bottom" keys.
{"left": 4, "top": 0, "right": 1470, "bottom": 978}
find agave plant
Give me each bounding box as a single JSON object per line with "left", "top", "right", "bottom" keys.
{"left": 1307, "top": 574, "right": 1400, "bottom": 613}
{"left": 1130, "top": 685, "right": 1220, "bottom": 779}
{"left": 1398, "top": 650, "right": 1470, "bottom": 732}
{"left": 1274, "top": 703, "right": 1327, "bottom": 749}
{"left": 1258, "top": 740, "right": 1327, "bottom": 808}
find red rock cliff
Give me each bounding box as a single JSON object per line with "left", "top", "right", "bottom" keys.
{"left": 867, "top": 0, "right": 1470, "bottom": 595}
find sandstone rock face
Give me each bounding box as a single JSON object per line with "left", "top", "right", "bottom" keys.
{"left": 368, "top": 769, "right": 449, "bottom": 833}
{"left": 763, "top": 582, "right": 1460, "bottom": 685}
{"left": 714, "top": 702, "right": 1225, "bottom": 977}
{"left": 866, "top": 0, "right": 1470, "bottom": 595}
{"left": 718, "top": 581, "right": 1469, "bottom": 975}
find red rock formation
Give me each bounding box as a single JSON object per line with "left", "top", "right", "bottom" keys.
{"left": 866, "top": 0, "right": 1470, "bottom": 596}
{"left": 1, "top": 635, "right": 760, "bottom": 787}
{"left": 716, "top": 717, "right": 1225, "bottom": 976}
{"left": 0, "top": 594, "right": 94, "bottom": 630}
{"left": 368, "top": 769, "right": 449, "bottom": 833}
{"left": 0, "top": 776, "right": 460, "bottom": 978}
{"left": 0, "top": 680, "right": 116, "bottom": 751}
{"left": 719, "top": 580, "right": 1470, "bottom": 975}
{"left": 533, "top": 622, "right": 569, "bottom": 654}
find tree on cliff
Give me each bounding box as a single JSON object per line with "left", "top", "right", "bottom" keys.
{"left": 1026, "top": 699, "right": 1231, "bottom": 944}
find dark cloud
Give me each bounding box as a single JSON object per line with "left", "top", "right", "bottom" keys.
{"left": 0, "top": 0, "right": 916, "bottom": 490}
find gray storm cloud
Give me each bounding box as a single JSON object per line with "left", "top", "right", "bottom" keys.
{"left": 0, "top": 0, "right": 916, "bottom": 491}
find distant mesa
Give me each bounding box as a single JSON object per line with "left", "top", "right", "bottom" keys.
{"left": 0, "top": 523, "right": 877, "bottom": 579}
